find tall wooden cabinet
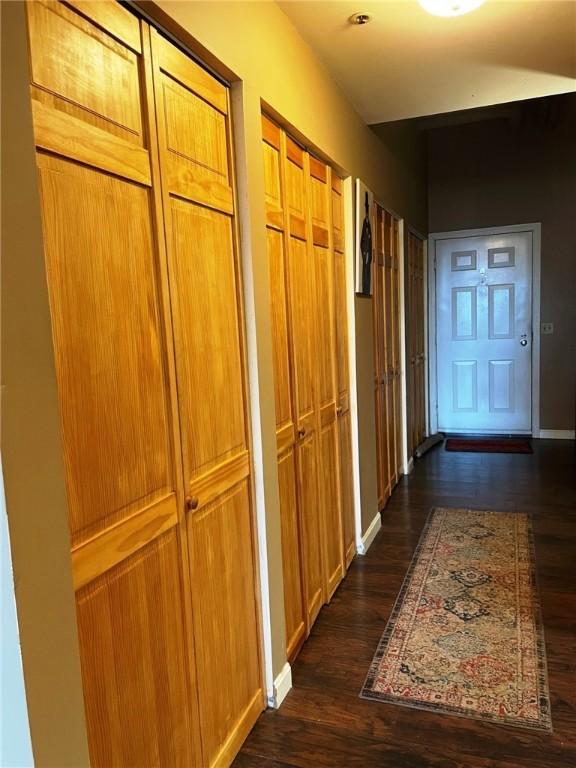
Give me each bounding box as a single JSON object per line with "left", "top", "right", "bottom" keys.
{"left": 373, "top": 203, "right": 404, "bottom": 510}
{"left": 26, "top": 2, "right": 262, "bottom": 766}
{"left": 262, "top": 115, "right": 355, "bottom": 661}
{"left": 408, "top": 231, "right": 427, "bottom": 456}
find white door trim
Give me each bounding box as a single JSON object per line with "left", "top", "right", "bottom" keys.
{"left": 538, "top": 429, "right": 575, "bottom": 440}
{"left": 345, "top": 178, "right": 364, "bottom": 552}
{"left": 428, "top": 223, "right": 541, "bottom": 437}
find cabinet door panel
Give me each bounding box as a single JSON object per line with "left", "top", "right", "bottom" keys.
{"left": 378, "top": 382, "right": 390, "bottom": 507}
{"left": 38, "top": 157, "right": 174, "bottom": 543}
{"left": 169, "top": 199, "right": 246, "bottom": 477}
{"left": 268, "top": 226, "right": 293, "bottom": 432}
{"left": 320, "top": 420, "right": 343, "bottom": 597}
{"left": 288, "top": 232, "right": 316, "bottom": 428}
{"left": 28, "top": 0, "right": 142, "bottom": 136}
{"left": 315, "top": 243, "right": 335, "bottom": 409}
{"left": 186, "top": 480, "right": 262, "bottom": 766}
{"left": 338, "top": 410, "right": 355, "bottom": 568}
{"left": 277, "top": 448, "right": 306, "bottom": 658}
{"left": 334, "top": 250, "right": 349, "bottom": 406}
{"left": 297, "top": 434, "right": 323, "bottom": 626}
{"left": 76, "top": 530, "right": 196, "bottom": 767}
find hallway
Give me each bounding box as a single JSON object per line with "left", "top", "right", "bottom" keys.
{"left": 2, "top": 3, "right": 575, "bottom": 764}
{"left": 234, "top": 441, "right": 576, "bottom": 768}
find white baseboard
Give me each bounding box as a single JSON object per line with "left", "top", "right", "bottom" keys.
{"left": 538, "top": 429, "right": 575, "bottom": 440}
{"left": 404, "top": 456, "right": 414, "bottom": 475}
{"left": 356, "top": 511, "right": 382, "bottom": 556}
{"left": 268, "top": 662, "right": 292, "bottom": 709}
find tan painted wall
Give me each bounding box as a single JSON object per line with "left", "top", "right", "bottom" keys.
{"left": 1, "top": 3, "right": 90, "bottom": 765}
{"left": 2, "top": 1, "right": 427, "bottom": 758}
{"left": 428, "top": 95, "right": 576, "bottom": 431}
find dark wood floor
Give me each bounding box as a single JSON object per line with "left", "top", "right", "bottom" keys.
{"left": 234, "top": 439, "right": 576, "bottom": 768}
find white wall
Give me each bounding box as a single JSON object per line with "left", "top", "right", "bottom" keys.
{"left": 1, "top": 465, "right": 34, "bottom": 768}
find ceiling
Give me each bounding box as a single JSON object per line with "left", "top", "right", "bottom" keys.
{"left": 278, "top": 0, "right": 576, "bottom": 124}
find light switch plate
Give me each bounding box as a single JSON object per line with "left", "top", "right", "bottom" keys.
{"left": 541, "top": 322, "right": 554, "bottom": 335}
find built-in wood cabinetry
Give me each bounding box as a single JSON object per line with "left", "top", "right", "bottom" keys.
{"left": 262, "top": 115, "right": 355, "bottom": 661}
{"left": 408, "top": 231, "right": 427, "bottom": 456}
{"left": 26, "top": 2, "right": 262, "bottom": 765}
{"left": 373, "top": 204, "right": 404, "bottom": 510}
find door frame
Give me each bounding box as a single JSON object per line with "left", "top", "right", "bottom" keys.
{"left": 428, "top": 223, "right": 541, "bottom": 437}
{"left": 407, "top": 225, "right": 430, "bottom": 448}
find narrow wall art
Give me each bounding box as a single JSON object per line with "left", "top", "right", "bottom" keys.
{"left": 355, "top": 179, "right": 374, "bottom": 296}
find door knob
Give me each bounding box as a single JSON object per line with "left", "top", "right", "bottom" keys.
{"left": 298, "top": 428, "right": 306, "bottom": 438}
{"left": 520, "top": 339, "right": 528, "bottom": 347}
{"left": 186, "top": 495, "right": 199, "bottom": 511}
{"left": 336, "top": 406, "right": 343, "bottom": 415}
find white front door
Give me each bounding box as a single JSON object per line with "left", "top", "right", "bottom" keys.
{"left": 435, "top": 230, "right": 533, "bottom": 433}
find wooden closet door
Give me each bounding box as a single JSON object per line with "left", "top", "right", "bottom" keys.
{"left": 26, "top": 3, "right": 201, "bottom": 765}
{"left": 408, "top": 231, "right": 426, "bottom": 455}
{"left": 331, "top": 172, "right": 355, "bottom": 568}
{"left": 285, "top": 137, "right": 324, "bottom": 628}
{"left": 309, "top": 156, "right": 343, "bottom": 600}
{"left": 262, "top": 116, "right": 306, "bottom": 660}
{"left": 372, "top": 204, "right": 381, "bottom": 508}
{"left": 393, "top": 218, "right": 404, "bottom": 477}
{"left": 408, "top": 235, "right": 415, "bottom": 456}
{"left": 150, "top": 31, "right": 263, "bottom": 766}
{"left": 374, "top": 204, "right": 392, "bottom": 508}
{"left": 384, "top": 211, "right": 398, "bottom": 489}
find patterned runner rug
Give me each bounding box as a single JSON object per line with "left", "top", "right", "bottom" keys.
{"left": 361, "top": 508, "right": 552, "bottom": 731}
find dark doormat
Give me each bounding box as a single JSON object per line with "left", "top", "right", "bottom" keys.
{"left": 445, "top": 437, "right": 533, "bottom": 454}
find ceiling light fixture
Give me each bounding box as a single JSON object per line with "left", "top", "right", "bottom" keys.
{"left": 349, "top": 12, "right": 372, "bottom": 25}
{"left": 418, "top": 0, "right": 485, "bottom": 17}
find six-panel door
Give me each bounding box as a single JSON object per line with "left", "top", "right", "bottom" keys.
{"left": 436, "top": 232, "right": 533, "bottom": 433}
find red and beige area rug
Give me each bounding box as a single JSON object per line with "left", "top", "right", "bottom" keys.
{"left": 361, "top": 507, "right": 552, "bottom": 731}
